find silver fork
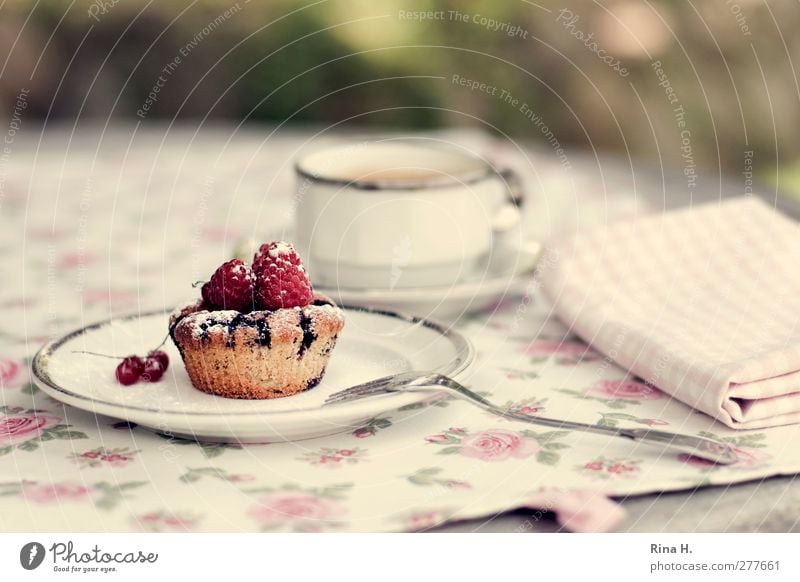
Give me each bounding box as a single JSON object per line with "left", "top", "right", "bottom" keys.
{"left": 325, "top": 371, "right": 738, "bottom": 465}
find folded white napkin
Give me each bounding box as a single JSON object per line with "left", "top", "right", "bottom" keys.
{"left": 539, "top": 197, "right": 800, "bottom": 429}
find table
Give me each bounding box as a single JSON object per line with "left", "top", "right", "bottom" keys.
{"left": 2, "top": 124, "right": 798, "bottom": 532}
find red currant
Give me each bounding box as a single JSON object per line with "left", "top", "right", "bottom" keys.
{"left": 116, "top": 356, "right": 144, "bottom": 385}
{"left": 141, "top": 356, "right": 165, "bottom": 382}
{"left": 147, "top": 350, "right": 169, "bottom": 372}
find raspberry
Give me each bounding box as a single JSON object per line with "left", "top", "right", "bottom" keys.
{"left": 201, "top": 259, "right": 255, "bottom": 311}
{"left": 252, "top": 241, "right": 313, "bottom": 310}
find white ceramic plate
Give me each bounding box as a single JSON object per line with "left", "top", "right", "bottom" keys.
{"left": 32, "top": 307, "right": 474, "bottom": 442}
{"left": 315, "top": 239, "right": 543, "bottom": 321}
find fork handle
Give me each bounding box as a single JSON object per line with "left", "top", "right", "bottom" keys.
{"left": 496, "top": 410, "right": 737, "bottom": 465}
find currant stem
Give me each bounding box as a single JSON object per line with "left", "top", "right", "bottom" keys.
{"left": 73, "top": 332, "right": 171, "bottom": 359}
{"left": 71, "top": 350, "right": 127, "bottom": 359}
{"left": 148, "top": 332, "right": 170, "bottom": 354}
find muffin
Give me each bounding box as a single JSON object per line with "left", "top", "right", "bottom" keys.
{"left": 169, "top": 242, "right": 345, "bottom": 399}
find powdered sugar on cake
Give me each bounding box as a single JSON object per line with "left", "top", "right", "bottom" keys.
{"left": 187, "top": 310, "right": 240, "bottom": 340}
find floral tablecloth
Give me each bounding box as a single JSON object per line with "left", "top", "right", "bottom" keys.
{"left": 1, "top": 127, "right": 799, "bottom": 532}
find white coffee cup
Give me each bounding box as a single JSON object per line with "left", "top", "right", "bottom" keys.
{"left": 293, "top": 139, "right": 523, "bottom": 289}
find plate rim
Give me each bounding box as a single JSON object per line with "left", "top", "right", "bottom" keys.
{"left": 31, "top": 305, "right": 475, "bottom": 418}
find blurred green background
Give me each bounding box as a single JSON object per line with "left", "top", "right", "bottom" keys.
{"left": 1, "top": 0, "right": 799, "bottom": 196}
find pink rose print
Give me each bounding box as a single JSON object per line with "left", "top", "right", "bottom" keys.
{"left": 81, "top": 289, "right": 134, "bottom": 307}
{"left": 71, "top": 447, "right": 138, "bottom": 468}
{"left": 428, "top": 427, "right": 568, "bottom": 465}
{"left": 27, "top": 226, "right": 69, "bottom": 240}
{"left": 101, "top": 453, "right": 128, "bottom": 466}
{"left": 677, "top": 453, "right": 717, "bottom": 469}
{"left": 498, "top": 397, "right": 548, "bottom": 420}
{"left": 406, "top": 467, "right": 473, "bottom": 489}
{"left": 459, "top": 429, "right": 539, "bottom": 462}
{"left": 597, "top": 412, "right": 670, "bottom": 428}
{"left": 421, "top": 392, "right": 449, "bottom": 405}
{"left": 526, "top": 488, "right": 626, "bottom": 533}
{"left": 527, "top": 340, "right": 596, "bottom": 357}
{"left": 526, "top": 340, "right": 600, "bottom": 364}
{"left": 201, "top": 226, "right": 239, "bottom": 242}
{"left": 726, "top": 446, "right": 771, "bottom": 469}
{"left": 22, "top": 482, "right": 91, "bottom": 503}
{"left": 56, "top": 252, "right": 95, "bottom": 269}
{"left": 298, "top": 447, "right": 367, "bottom": 468}
{"left": 3, "top": 480, "right": 143, "bottom": 509}
{"left": 179, "top": 467, "right": 255, "bottom": 483}
{"left": 136, "top": 511, "right": 199, "bottom": 532}
{"left": 403, "top": 509, "right": 452, "bottom": 531}
{"left": 679, "top": 432, "right": 772, "bottom": 471}
{"left": 397, "top": 392, "right": 450, "bottom": 410}
{"left": 501, "top": 367, "right": 540, "bottom": 380}
{"left": 0, "top": 412, "right": 61, "bottom": 445}
{"left": 518, "top": 405, "right": 542, "bottom": 415}
{"left": 0, "top": 358, "right": 26, "bottom": 390}
{"left": 0, "top": 297, "right": 37, "bottom": 310}
{"left": 485, "top": 295, "right": 519, "bottom": 316}
{"left": 588, "top": 379, "right": 662, "bottom": 401}
{"left": 678, "top": 446, "right": 771, "bottom": 471}
{"left": 351, "top": 417, "right": 392, "bottom": 438}
{"left": 228, "top": 474, "right": 256, "bottom": 483}
{"left": 249, "top": 493, "right": 344, "bottom": 530}
{"left": 580, "top": 457, "right": 641, "bottom": 479}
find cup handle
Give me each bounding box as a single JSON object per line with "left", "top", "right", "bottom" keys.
{"left": 498, "top": 167, "right": 525, "bottom": 208}
{"left": 492, "top": 167, "right": 524, "bottom": 233}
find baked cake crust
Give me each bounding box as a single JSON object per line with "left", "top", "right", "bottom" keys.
{"left": 169, "top": 294, "right": 344, "bottom": 399}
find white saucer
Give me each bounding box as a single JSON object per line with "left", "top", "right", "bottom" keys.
{"left": 32, "top": 307, "right": 474, "bottom": 443}
{"left": 315, "top": 239, "right": 543, "bottom": 321}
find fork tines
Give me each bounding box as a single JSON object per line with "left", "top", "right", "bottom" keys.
{"left": 324, "top": 376, "right": 396, "bottom": 405}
